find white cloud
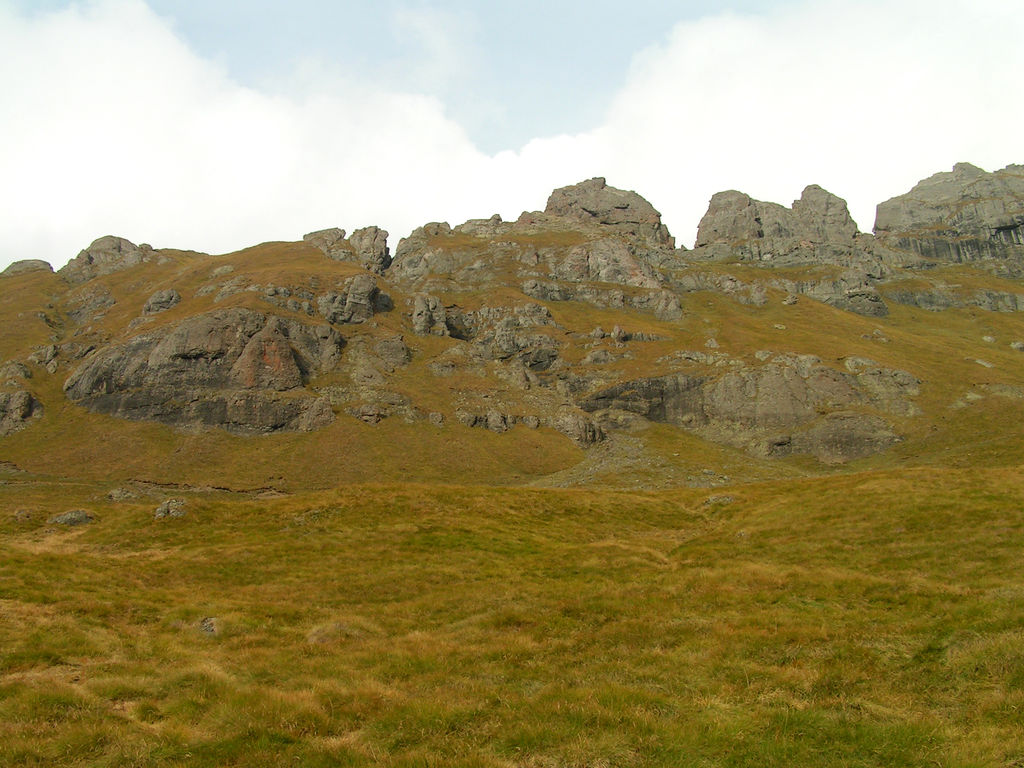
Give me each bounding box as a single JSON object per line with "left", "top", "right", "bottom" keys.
{"left": 0, "top": 0, "right": 492, "bottom": 267}
{"left": 588, "top": 0, "right": 1024, "bottom": 241}
{"left": 0, "top": 0, "right": 1021, "bottom": 270}
{"left": 388, "top": 6, "right": 473, "bottom": 93}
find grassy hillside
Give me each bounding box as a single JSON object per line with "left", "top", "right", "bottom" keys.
{"left": 3, "top": 227, "right": 1024, "bottom": 765}
{"left": 3, "top": 240, "right": 1024, "bottom": 488}
{"left": 2, "top": 467, "right": 1022, "bottom": 766}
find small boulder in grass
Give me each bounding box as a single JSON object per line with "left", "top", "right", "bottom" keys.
{"left": 49, "top": 509, "right": 94, "bottom": 526}
{"left": 154, "top": 498, "right": 186, "bottom": 519}
{"left": 198, "top": 617, "right": 219, "bottom": 635}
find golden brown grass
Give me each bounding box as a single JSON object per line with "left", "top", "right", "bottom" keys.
{"left": 2, "top": 467, "right": 1022, "bottom": 766}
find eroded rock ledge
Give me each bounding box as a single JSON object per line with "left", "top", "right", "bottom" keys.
{"left": 63, "top": 309, "right": 341, "bottom": 433}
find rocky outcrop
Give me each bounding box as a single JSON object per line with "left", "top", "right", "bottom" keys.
{"left": 580, "top": 356, "right": 916, "bottom": 462}
{"left": 463, "top": 304, "right": 557, "bottom": 363}
{"left": 1, "top": 260, "right": 52, "bottom": 277}
{"left": 66, "top": 283, "right": 117, "bottom": 326}
{"left": 0, "top": 361, "right": 31, "bottom": 384}
{"left": 154, "top": 498, "right": 187, "bottom": 519}
{"left": 4, "top": 163, "right": 1018, "bottom": 473}
{"left": 348, "top": 226, "right": 391, "bottom": 274}
{"left": 874, "top": 163, "right": 1024, "bottom": 262}
{"left": 63, "top": 308, "right": 342, "bottom": 433}
{"left": 59, "top": 236, "right": 151, "bottom": 284}
{"left": 522, "top": 279, "right": 683, "bottom": 319}
{"left": 552, "top": 409, "right": 604, "bottom": 446}
{"left": 143, "top": 289, "right": 181, "bottom": 315}
{"left": 411, "top": 294, "right": 451, "bottom": 336}
{"left": 48, "top": 509, "right": 94, "bottom": 526}
{"left": 552, "top": 238, "right": 662, "bottom": 288}
{"left": 303, "top": 227, "right": 348, "bottom": 259}
{"left": 694, "top": 185, "right": 862, "bottom": 265}
{"left": 884, "top": 284, "right": 1024, "bottom": 313}
{"left": 0, "top": 390, "right": 43, "bottom": 436}
{"left": 304, "top": 226, "right": 391, "bottom": 273}
{"left": 389, "top": 223, "right": 463, "bottom": 284}
{"left": 544, "top": 177, "right": 674, "bottom": 248}
{"left": 317, "top": 274, "right": 381, "bottom": 324}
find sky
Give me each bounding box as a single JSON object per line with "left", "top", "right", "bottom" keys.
{"left": 0, "top": 0, "right": 1021, "bottom": 271}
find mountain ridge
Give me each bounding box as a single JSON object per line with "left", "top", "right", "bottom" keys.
{"left": 2, "top": 162, "right": 1023, "bottom": 489}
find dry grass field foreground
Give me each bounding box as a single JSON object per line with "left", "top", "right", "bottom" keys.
{"left": 2, "top": 466, "right": 1023, "bottom": 767}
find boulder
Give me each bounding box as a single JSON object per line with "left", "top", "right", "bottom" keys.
{"left": 0, "top": 389, "right": 43, "bottom": 435}
{"left": 552, "top": 409, "right": 605, "bottom": 446}
{"left": 485, "top": 410, "right": 510, "bottom": 433}
{"left": 0, "top": 361, "right": 31, "bottom": 383}
{"left": 59, "top": 236, "right": 150, "bottom": 284}
{"left": 874, "top": 163, "right": 1024, "bottom": 262}
{"left": 63, "top": 308, "right": 343, "bottom": 433}
{"left": 143, "top": 289, "right": 181, "bottom": 315}
{"left": 49, "top": 509, "right": 94, "bottom": 526}
{"left": 545, "top": 178, "right": 674, "bottom": 248}
{"left": 154, "top": 498, "right": 187, "bottom": 519}
{"left": 107, "top": 487, "right": 138, "bottom": 501}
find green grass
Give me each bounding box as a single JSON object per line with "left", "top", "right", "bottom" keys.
{"left": 2, "top": 468, "right": 1022, "bottom": 766}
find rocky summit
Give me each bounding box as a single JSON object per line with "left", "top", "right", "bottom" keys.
{"left": 1, "top": 163, "right": 1023, "bottom": 488}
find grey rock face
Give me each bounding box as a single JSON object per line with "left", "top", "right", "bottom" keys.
{"left": 788, "top": 413, "right": 898, "bottom": 464}
{"left": 389, "top": 223, "right": 462, "bottom": 284}
{"left": 305, "top": 226, "right": 391, "bottom": 273}
{"left": 553, "top": 238, "right": 662, "bottom": 288}
{"left": 143, "top": 289, "right": 181, "bottom": 315}
{"left": 545, "top": 178, "right": 674, "bottom": 248}
{"left": 348, "top": 226, "right": 391, "bottom": 274}
{"left": 1, "top": 260, "right": 52, "bottom": 277}
{"left": 453, "top": 214, "right": 508, "bottom": 237}
{"left": 0, "top": 390, "right": 43, "bottom": 435}
{"left": 66, "top": 283, "right": 116, "bottom": 326}
{"left": 374, "top": 336, "right": 411, "bottom": 368}
{"left": 318, "top": 274, "right": 380, "bottom": 324}
{"left": 694, "top": 185, "right": 860, "bottom": 263}
{"left": 303, "top": 227, "right": 348, "bottom": 258}
{"left": 874, "top": 163, "right": 1024, "bottom": 262}
{"left": 59, "top": 236, "right": 150, "bottom": 284}
{"left": 0, "top": 361, "right": 31, "bottom": 383}
{"left": 792, "top": 184, "right": 860, "bottom": 242}
{"left": 552, "top": 409, "right": 605, "bottom": 446}
{"left": 581, "top": 357, "right": 914, "bottom": 462}
{"left": 411, "top": 294, "right": 449, "bottom": 336}
{"left": 63, "top": 308, "right": 342, "bottom": 433}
